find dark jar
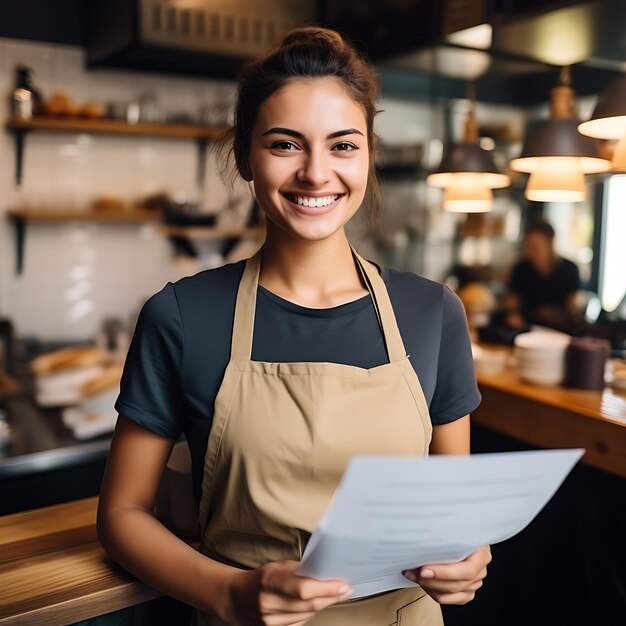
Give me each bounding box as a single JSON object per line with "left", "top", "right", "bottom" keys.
{"left": 564, "top": 337, "right": 610, "bottom": 390}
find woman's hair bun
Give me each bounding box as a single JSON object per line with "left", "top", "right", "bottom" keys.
{"left": 279, "top": 26, "right": 347, "bottom": 52}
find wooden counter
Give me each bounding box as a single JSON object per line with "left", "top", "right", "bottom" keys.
{"left": 2, "top": 370, "right": 626, "bottom": 625}
{"left": 0, "top": 497, "right": 163, "bottom": 625}
{"left": 474, "top": 367, "right": 626, "bottom": 478}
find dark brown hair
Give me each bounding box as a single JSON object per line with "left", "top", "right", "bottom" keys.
{"left": 219, "top": 26, "right": 382, "bottom": 228}
{"left": 526, "top": 219, "right": 556, "bottom": 241}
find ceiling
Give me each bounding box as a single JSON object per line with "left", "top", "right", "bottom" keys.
{"left": 322, "top": 0, "right": 626, "bottom": 104}
{"left": 0, "top": 0, "right": 624, "bottom": 105}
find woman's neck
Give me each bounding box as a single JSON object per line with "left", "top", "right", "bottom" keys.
{"left": 258, "top": 225, "right": 368, "bottom": 308}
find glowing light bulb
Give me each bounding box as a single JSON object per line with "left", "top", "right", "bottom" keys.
{"left": 443, "top": 177, "right": 494, "bottom": 212}
{"left": 525, "top": 157, "right": 586, "bottom": 202}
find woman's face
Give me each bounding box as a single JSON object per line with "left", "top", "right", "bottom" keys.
{"left": 248, "top": 77, "right": 369, "bottom": 242}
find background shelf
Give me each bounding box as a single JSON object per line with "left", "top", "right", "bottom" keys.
{"left": 8, "top": 208, "right": 162, "bottom": 223}
{"left": 5, "top": 117, "right": 228, "bottom": 140}
{"left": 158, "top": 225, "right": 265, "bottom": 240}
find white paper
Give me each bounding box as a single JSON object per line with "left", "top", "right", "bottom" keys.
{"left": 298, "top": 449, "right": 583, "bottom": 598}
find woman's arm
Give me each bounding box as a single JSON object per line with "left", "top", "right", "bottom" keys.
{"left": 98, "top": 416, "right": 351, "bottom": 624}
{"left": 97, "top": 416, "right": 238, "bottom": 615}
{"left": 429, "top": 414, "right": 470, "bottom": 455}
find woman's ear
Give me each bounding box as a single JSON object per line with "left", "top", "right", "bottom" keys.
{"left": 237, "top": 158, "right": 253, "bottom": 182}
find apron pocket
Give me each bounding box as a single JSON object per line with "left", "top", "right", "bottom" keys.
{"left": 395, "top": 589, "right": 443, "bottom": 626}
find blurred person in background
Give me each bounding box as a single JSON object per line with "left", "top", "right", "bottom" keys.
{"left": 505, "top": 220, "right": 580, "bottom": 330}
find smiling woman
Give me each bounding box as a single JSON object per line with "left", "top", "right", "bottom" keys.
{"left": 97, "top": 26, "right": 488, "bottom": 626}
{"left": 225, "top": 27, "right": 382, "bottom": 232}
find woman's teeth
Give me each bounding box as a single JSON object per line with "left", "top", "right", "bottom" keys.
{"left": 285, "top": 194, "right": 340, "bottom": 207}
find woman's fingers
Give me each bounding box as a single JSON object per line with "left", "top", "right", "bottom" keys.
{"left": 419, "top": 546, "right": 491, "bottom": 582}
{"left": 402, "top": 546, "right": 491, "bottom": 604}
{"left": 229, "top": 562, "right": 352, "bottom": 626}
{"left": 256, "top": 560, "right": 353, "bottom": 623}
{"left": 425, "top": 590, "right": 478, "bottom": 605}
{"left": 261, "top": 562, "right": 351, "bottom": 601}
{"left": 412, "top": 545, "right": 491, "bottom": 581}
{"left": 260, "top": 589, "right": 353, "bottom": 614}
{"left": 413, "top": 573, "right": 485, "bottom": 594}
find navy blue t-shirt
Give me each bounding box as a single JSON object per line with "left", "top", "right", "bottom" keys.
{"left": 115, "top": 260, "right": 481, "bottom": 504}
{"left": 510, "top": 257, "right": 580, "bottom": 321}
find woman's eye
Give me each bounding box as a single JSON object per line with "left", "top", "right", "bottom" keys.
{"left": 271, "top": 141, "right": 299, "bottom": 151}
{"left": 332, "top": 142, "right": 358, "bottom": 152}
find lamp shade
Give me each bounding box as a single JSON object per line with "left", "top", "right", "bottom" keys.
{"left": 525, "top": 158, "right": 586, "bottom": 202}
{"left": 443, "top": 178, "right": 493, "bottom": 212}
{"left": 578, "top": 74, "right": 626, "bottom": 139}
{"left": 610, "top": 135, "right": 626, "bottom": 171}
{"left": 426, "top": 143, "right": 510, "bottom": 189}
{"left": 510, "top": 118, "right": 609, "bottom": 174}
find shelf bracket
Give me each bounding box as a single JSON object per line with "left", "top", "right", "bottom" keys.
{"left": 196, "top": 137, "right": 209, "bottom": 190}
{"left": 12, "top": 127, "right": 29, "bottom": 187}
{"left": 12, "top": 215, "right": 27, "bottom": 275}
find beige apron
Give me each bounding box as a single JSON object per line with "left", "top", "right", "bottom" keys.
{"left": 193, "top": 248, "right": 444, "bottom": 626}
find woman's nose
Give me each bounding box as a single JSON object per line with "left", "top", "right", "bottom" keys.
{"left": 297, "top": 149, "right": 330, "bottom": 187}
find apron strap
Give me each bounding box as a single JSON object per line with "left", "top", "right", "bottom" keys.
{"left": 351, "top": 250, "right": 407, "bottom": 363}
{"left": 230, "top": 249, "right": 262, "bottom": 361}
{"left": 230, "top": 247, "right": 408, "bottom": 363}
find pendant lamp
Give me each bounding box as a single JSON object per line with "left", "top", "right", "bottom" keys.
{"left": 443, "top": 177, "right": 493, "bottom": 213}
{"left": 427, "top": 84, "right": 510, "bottom": 213}
{"left": 578, "top": 74, "right": 626, "bottom": 171}
{"left": 510, "top": 67, "right": 610, "bottom": 202}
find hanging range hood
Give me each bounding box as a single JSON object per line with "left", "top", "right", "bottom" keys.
{"left": 86, "top": 0, "right": 315, "bottom": 78}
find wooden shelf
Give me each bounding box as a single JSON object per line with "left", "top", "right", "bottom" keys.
{"left": 7, "top": 208, "right": 162, "bottom": 274}
{"left": 5, "top": 117, "right": 228, "bottom": 140}
{"left": 8, "top": 208, "right": 162, "bottom": 223}
{"left": 5, "top": 117, "right": 228, "bottom": 188}
{"left": 158, "top": 225, "right": 265, "bottom": 240}
{"left": 6, "top": 209, "right": 264, "bottom": 273}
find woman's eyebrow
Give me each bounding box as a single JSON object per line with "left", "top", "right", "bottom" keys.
{"left": 262, "top": 127, "right": 303, "bottom": 138}
{"left": 262, "top": 127, "right": 364, "bottom": 139}
{"left": 327, "top": 128, "right": 364, "bottom": 139}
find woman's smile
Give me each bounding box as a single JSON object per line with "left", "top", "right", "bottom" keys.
{"left": 281, "top": 192, "right": 345, "bottom": 216}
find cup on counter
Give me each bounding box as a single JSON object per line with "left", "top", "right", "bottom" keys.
{"left": 564, "top": 337, "right": 610, "bottom": 390}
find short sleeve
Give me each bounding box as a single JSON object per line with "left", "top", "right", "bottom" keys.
{"left": 564, "top": 260, "right": 580, "bottom": 293}
{"left": 509, "top": 261, "right": 526, "bottom": 293}
{"left": 429, "top": 287, "right": 481, "bottom": 425}
{"left": 114, "top": 283, "right": 184, "bottom": 439}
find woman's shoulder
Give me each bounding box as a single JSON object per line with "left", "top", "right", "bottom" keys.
{"left": 382, "top": 266, "right": 448, "bottom": 306}
{"left": 167, "top": 260, "right": 247, "bottom": 313}
{"left": 138, "top": 260, "right": 246, "bottom": 327}
{"left": 381, "top": 266, "right": 465, "bottom": 328}
{"left": 172, "top": 259, "right": 246, "bottom": 296}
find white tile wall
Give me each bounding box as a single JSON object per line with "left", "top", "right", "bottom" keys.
{"left": 0, "top": 38, "right": 249, "bottom": 341}
{"left": 0, "top": 38, "right": 529, "bottom": 341}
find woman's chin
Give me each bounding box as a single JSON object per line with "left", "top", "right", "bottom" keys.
{"left": 269, "top": 215, "right": 349, "bottom": 242}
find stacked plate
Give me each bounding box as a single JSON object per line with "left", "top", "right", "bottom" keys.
{"left": 32, "top": 346, "right": 109, "bottom": 407}
{"left": 514, "top": 330, "right": 571, "bottom": 386}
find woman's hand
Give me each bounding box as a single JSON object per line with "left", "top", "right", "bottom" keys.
{"left": 222, "top": 560, "right": 354, "bottom": 626}
{"left": 403, "top": 545, "right": 491, "bottom": 605}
